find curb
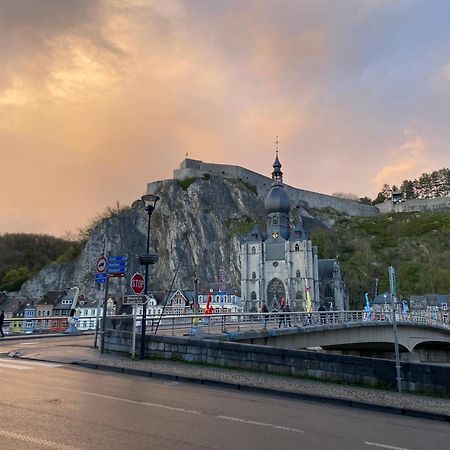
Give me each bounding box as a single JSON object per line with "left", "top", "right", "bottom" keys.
{"left": 72, "top": 360, "right": 450, "bottom": 423}
{"left": 0, "top": 332, "right": 94, "bottom": 342}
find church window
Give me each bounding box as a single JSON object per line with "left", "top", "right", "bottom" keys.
{"left": 273, "top": 216, "right": 278, "bottom": 225}
{"left": 251, "top": 291, "right": 257, "bottom": 300}
{"left": 295, "top": 244, "right": 300, "bottom": 251}
{"left": 296, "top": 270, "right": 300, "bottom": 278}
{"left": 296, "top": 291, "right": 303, "bottom": 300}
{"left": 252, "top": 271, "right": 256, "bottom": 280}
{"left": 251, "top": 247, "right": 256, "bottom": 254}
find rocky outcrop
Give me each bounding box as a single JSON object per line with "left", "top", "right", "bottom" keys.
{"left": 21, "top": 176, "right": 273, "bottom": 300}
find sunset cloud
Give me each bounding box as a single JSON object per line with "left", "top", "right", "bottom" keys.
{"left": 1, "top": 0, "right": 450, "bottom": 236}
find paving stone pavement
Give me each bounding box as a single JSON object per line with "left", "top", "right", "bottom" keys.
{"left": 13, "top": 340, "right": 450, "bottom": 420}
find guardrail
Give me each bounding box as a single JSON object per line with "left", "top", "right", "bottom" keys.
{"left": 2, "top": 310, "right": 448, "bottom": 337}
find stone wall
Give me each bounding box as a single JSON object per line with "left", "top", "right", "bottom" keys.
{"left": 167, "top": 159, "right": 379, "bottom": 217}
{"left": 105, "top": 330, "right": 450, "bottom": 396}
{"left": 376, "top": 196, "right": 450, "bottom": 214}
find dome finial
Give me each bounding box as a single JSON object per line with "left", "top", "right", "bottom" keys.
{"left": 272, "top": 136, "right": 282, "bottom": 182}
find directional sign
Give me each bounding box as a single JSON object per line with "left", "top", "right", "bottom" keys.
{"left": 96, "top": 256, "right": 108, "bottom": 273}
{"left": 108, "top": 264, "right": 127, "bottom": 273}
{"left": 95, "top": 273, "right": 108, "bottom": 284}
{"left": 109, "top": 255, "right": 128, "bottom": 264}
{"left": 131, "top": 272, "right": 145, "bottom": 295}
{"left": 123, "top": 295, "right": 150, "bottom": 305}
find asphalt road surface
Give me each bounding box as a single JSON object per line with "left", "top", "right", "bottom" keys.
{"left": 0, "top": 355, "right": 448, "bottom": 450}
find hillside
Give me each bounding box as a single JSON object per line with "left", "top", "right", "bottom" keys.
{"left": 311, "top": 211, "right": 450, "bottom": 307}
{"left": 0, "top": 233, "right": 81, "bottom": 291}
{"left": 9, "top": 176, "right": 450, "bottom": 307}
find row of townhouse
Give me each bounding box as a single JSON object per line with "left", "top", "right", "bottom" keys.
{"left": 0, "top": 290, "right": 75, "bottom": 334}
{"left": 370, "top": 293, "right": 449, "bottom": 323}
{"left": 0, "top": 287, "right": 243, "bottom": 334}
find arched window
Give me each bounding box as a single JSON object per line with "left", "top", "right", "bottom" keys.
{"left": 268, "top": 217, "right": 272, "bottom": 225}
{"left": 295, "top": 244, "right": 300, "bottom": 251}
{"left": 252, "top": 271, "right": 256, "bottom": 280}
{"left": 296, "top": 290, "right": 303, "bottom": 300}
{"left": 251, "top": 246, "right": 256, "bottom": 254}
{"left": 273, "top": 216, "right": 278, "bottom": 225}
{"left": 296, "top": 270, "right": 301, "bottom": 278}
{"left": 251, "top": 291, "right": 257, "bottom": 300}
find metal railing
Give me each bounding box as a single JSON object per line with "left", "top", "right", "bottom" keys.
{"left": 2, "top": 309, "right": 448, "bottom": 337}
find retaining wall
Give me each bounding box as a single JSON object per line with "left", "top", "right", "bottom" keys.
{"left": 105, "top": 331, "right": 450, "bottom": 396}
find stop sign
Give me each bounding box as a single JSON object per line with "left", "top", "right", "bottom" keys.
{"left": 130, "top": 272, "right": 145, "bottom": 295}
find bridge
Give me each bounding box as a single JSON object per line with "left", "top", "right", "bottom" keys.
{"left": 5, "top": 310, "right": 449, "bottom": 362}
{"left": 212, "top": 311, "right": 450, "bottom": 363}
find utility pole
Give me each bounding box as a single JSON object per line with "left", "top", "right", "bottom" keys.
{"left": 389, "top": 266, "right": 402, "bottom": 393}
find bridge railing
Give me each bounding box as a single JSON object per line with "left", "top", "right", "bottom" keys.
{"left": 2, "top": 309, "right": 448, "bottom": 337}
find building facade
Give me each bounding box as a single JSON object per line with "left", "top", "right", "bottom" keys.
{"left": 241, "top": 153, "right": 323, "bottom": 313}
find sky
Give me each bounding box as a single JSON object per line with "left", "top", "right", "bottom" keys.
{"left": 1, "top": 0, "right": 450, "bottom": 237}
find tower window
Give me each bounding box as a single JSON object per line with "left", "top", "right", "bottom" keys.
{"left": 252, "top": 271, "right": 256, "bottom": 280}
{"left": 296, "top": 291, "right": 303, "bottom": 300}
{"left": 295, "top": 244, "right": 299, "bottom": 251}
{"left": 296, "top": 270, "right": 301, "bottom": 278}
{"left": 251, "top": 247, "right": 256, "bottom": 254}
{"left": 251, "top": 291, "right": 257, "bottom": 300}
{"left": 273, "top": 216, "right": 278, "bottom": 225}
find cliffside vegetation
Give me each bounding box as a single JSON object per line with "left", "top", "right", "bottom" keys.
{"left": 1, "top": 201, "right": 130, "bottom": 292}
{"left": 0, "top": 233, "right": 81, "bottom": 292}
{"left": 311, "top": 210, "right": 450, "bottom": 308}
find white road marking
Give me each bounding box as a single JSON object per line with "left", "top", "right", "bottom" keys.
{"left": 18, "top": 342, "right": 38, "bottom": 345}
{"left": 66, "top": 388, "right": 304, "bottom": 434}
{"left": 0, "top": 429, "right": 79, "bottom": 450}
{"left": 0, "top": 362, "right": 31, "bottom": 370}
{"left": 1, "top": 358, "right": 61, "bottom": 367}
{"left": 365, "top": 441, "right": 411, "bottom": 450}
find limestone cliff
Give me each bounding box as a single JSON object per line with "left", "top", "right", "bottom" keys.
{"left": 21, "top": 176, "right": 274, "bottom": 300}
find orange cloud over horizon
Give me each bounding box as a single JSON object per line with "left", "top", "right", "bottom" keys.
{"left": 1, "top": 0, "right": 450, "bottom": 237}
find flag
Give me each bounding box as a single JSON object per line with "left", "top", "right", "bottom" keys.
{"left": 205, "top": 291, "right": 213, "bottom": 315}
{"left": 306, "top": 286, "right": 312, "bottom": 313}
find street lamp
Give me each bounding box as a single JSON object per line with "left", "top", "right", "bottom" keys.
{"left": 139, "top": 194, "right": 160, "bottom": 359}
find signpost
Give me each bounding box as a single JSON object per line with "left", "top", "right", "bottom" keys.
{"left": 389, "top": 266, "right": 402, "bottom": 393}
{"left": 131, "top": 272, "right": 145, "bottom": 295}
{"left": 123, "top": 294, "right": 149, "bottom": 359}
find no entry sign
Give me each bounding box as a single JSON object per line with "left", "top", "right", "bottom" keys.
{"left": 130, "top": 272, "right": 145, "bottom": 295}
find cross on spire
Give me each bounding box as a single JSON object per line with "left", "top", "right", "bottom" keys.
{"left": 274, "top": 136, "right": 280, "bottom": 154}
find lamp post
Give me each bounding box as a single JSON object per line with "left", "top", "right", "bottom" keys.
{"left": 139, "top": 194, "right": 160, "bottom": 360}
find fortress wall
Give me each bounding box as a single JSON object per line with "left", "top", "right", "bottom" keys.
{"left": 173, "top": 159, "right": 379, "bottom": 217}
{"left": 376, "top": 196, "right": 450, "bottom": 214}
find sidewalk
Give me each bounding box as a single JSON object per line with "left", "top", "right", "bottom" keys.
{"left": 6, "top": 335, "right": 450, "bottom": 422}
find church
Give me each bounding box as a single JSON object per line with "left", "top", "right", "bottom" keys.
{"left": 240, "top": 152, "right": 346, "bottom": 312}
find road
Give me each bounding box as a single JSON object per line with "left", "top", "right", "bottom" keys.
{"left": 0, "top": 354, "right": 448, "bottom": 450}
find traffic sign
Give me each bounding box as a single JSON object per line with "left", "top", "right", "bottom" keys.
{"left": 108, "top": 263, "right": 127, "bottom": 271}
{"left": 96, "top": 256, "right": 108, "bottom": 273}
{"left": 109, "top": 255, "right": 128, "bottom": 264}
{"left": 95, "top": 273, "right": 108, "bottom": 284}
{"left": 123, "top": 295, "right": 150, "bottom": 305}
{"left": 131, "top": 272, "right": 145, "bottom": 295}
{"left": 108, "top": 273, "right": 125, "bottom": 278}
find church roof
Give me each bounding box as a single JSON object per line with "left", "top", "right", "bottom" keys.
{"left": 318, "top": 259, "right": 340, "bottom": 280}
{"left": 264, "top": 184, "right": 290, "bottom": 214}
{"left": 246, "top": 224, "right": 264, "bottom": 242}
{"left": 289, "top": 222, "right": 306, "bottom": 241}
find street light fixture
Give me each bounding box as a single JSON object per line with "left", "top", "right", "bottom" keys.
{"left": 139, "top": 194, "right": 160, "bottom": 359}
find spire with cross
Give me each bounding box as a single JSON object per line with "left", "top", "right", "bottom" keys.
{"left": 272, "top": 136, "right": 282, "bottom": 182}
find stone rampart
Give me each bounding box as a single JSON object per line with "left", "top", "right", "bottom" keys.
{"left": 170, "top": 159, "right": 379, "bottom": 217}
{"left": 105, "top": 331, "right": 450, "bottom": 396}
{"left": 376, "top": 196, "right": 450, "bottom": 214}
